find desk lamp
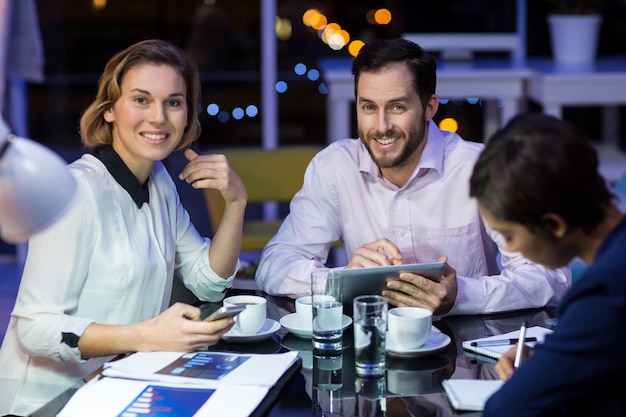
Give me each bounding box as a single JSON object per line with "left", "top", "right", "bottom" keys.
{"left": 0, "top": 117, "right": 77, "bottom": 243}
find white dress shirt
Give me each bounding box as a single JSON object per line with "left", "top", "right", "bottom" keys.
{"left": 255, "top": 121, "right": 570, "bottom": 314}
{"left": 0, "top": 151, "right": 236, "bottom": 416}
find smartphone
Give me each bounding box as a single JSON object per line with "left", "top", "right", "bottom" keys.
{"left": 204, "top": 305, "right": 246, "bottom": 322}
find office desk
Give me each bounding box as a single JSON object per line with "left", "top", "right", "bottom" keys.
{"left": 259, "top": 293, "right": 556, "bottom": 417}
{"left": 34, "top": 290, "right": 557, "bottom": 417}
{"left": 319, "top": 57, "right": 532, "bottom": 143}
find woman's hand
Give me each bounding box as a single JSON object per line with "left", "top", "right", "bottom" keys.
{"left": 179, "top": 149, "right": 247, "bottom": 206}
{"left": 138, "top": 302, "right": 235, "bottom": 352}
{"left": 78, "top": 303, "right": 235, "bottom": 358}
{"left": 494, "top": 344, "right": 534, "bottom": 381}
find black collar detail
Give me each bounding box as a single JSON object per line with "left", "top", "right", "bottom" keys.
{"left": 93, "top": 145, "right": 149, "bottom": 208}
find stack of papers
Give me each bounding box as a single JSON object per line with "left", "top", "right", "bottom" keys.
{"left": 462, "top": 326, "right": 553, "bottom": 361}
{"left": 57, "top": 350, "right": 299, "bottom": 417}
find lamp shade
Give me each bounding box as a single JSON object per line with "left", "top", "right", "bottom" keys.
{"left": 0, "top": 135, "right": 78, "bottom": 243}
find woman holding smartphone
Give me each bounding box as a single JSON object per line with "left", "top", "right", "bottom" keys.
{"left": 0, "top": 39, "right": 247, "bottom": 416}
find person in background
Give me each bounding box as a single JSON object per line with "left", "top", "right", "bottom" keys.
{"left": 471, "top": 113, "right": 626, "bottom": 416}
{"left": 255, "top": 38, "right": 570, "bottom": 315}
{"left": 0, "top": 39, "right": 247, "bottom": 416}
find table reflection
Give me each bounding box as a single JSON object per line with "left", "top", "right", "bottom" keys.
{"left": 312, "top": 352, "right": 344, "bottom": 417}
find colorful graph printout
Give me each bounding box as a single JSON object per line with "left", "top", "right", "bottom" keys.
{"left": 156, "top": 352, "right": 251, "bottom": 380}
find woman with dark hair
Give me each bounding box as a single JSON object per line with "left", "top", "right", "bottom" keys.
{"left": 471, "top": 112, "right": 626, "bottom": 416}
{"left": 0, "top": 39, "right": 247, "bottom": 416}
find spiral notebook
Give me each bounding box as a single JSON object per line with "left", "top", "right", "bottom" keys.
{"left": 462, "top": 326, "right": 553, "bottom": 360}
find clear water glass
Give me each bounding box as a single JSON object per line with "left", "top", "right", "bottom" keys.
{"left": 353, "top": 295, "right": 388, "bottom": 377}
{"left": 311, "top": 269, "right": 344, "bottom": 353}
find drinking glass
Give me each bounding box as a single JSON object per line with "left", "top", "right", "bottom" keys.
{"left": 311, "top": 269, "right": 344, "bottom": 353}
{"left": 353, "top": 295, "right": 388, "bottom": 377}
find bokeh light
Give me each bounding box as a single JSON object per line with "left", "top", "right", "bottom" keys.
{"left": 307, "top": 69, "right": 320, "bottom": 81}
{"left": 232, "top": 107, "right": 245, "bottom": 120}
{"left": 294, "top": 63, "right": 307, "bottom": 76}
{"left": 302, "top": 9, "right": 319, "bottom": 27}
{"left": 348, "top": 40, "right": 365, "bottom": 57}
{"left": 374, "top": 9, "right": 392, "bottom": 25}
{"left": 217, "top": 111, "right": 230, "bottom": 123}
{"left": 92, "top": 0, "right": 106, "bottom": 9}
{"left": 206, "top": 103, "right": 219, "bottom": 116}
{"left": 310, "top": 12, "right": 327, "bottom": 30}
{"left": 245, "top": 105, "right": 258, "bottom": 117}
{"left": 439, "top": 117, "right": 459, "bottom": 133}
{"left": 276, "top": 17, "right": 292, "bottom": 41}
{"left": 328, "top": 33, "right": 346, "bottom": 50}
{"left": 275, "top": 81, "right": 288, "bottom": 93}
{"left": 321, "top": 23, "right": 341, "bottom": 43}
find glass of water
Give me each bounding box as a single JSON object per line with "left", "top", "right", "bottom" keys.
{"left": 311, "top": 269, "right": 344, "bottom": 353}
{"left": 353, "top": 295, "right": 388, "bottom": 377}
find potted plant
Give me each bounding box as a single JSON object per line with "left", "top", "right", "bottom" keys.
{"left": 545, "top": 0, "right": 605, "bottom": 65}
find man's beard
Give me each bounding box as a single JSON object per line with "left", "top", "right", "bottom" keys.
{"left": 359, "top": 117, "right": 427, "bottom": 169}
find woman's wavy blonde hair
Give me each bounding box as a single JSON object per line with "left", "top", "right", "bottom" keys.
{"left": 79, "top": 39, "right": 201, "bottom": 150}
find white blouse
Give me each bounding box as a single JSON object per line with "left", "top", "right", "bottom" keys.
{"left": 0, "top": 153, "right": 236, "bottom": 416}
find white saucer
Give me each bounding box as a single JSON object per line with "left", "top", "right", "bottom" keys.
{"left": 221, "top": 318, "right": 280, "bottom": 343}
{"left": 386, "top": 326, "right": 451, "bottom": 358}
{"left": 279, "top": 313, "right": 352, "bottom": 339}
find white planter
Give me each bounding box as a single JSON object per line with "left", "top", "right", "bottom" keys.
{"left": 547, "top": 14, "right": 602, "bottom": 66}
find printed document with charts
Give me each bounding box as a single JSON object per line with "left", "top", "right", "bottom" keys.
{"left": 57, "top": 350, "right": 299, "bottom": 417}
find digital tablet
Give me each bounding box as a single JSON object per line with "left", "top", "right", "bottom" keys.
{"left": 341, "top": 262, "right": 446, "bottom": 312}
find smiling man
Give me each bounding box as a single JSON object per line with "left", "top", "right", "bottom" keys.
{"left": 255, "top": 38, "right": 570, "bottom": 316}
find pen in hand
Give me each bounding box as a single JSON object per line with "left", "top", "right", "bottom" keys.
{"left": 513, "top": 321, "right": 528, "bottom": 369}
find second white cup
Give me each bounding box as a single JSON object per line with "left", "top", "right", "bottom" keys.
{"left": 295, "top": 295, "right": 314, "bottom": 326}
{"left": 295, "top": 295, "right": 336, "bottom": 328}
{"left": 223, "top": 295, "right": 267, "bottom": 335}
{"left": 388, "top": 306, "right": 432, "bottom": 349}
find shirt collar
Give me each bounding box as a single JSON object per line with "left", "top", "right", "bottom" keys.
{"left": 93, "top": 145, "right": 149, "bottom": 208}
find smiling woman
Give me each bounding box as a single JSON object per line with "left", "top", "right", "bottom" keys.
{"left": 102, "top": 64, "right": 189, "bottom": 183}
{"left": 0, "top": 39, "right": 248, "bottom": 416}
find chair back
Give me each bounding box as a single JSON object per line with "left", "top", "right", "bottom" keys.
{"left": 203, "top": 146, "right": 322, "bottom": 252}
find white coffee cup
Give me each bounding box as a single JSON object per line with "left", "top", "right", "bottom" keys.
{"left": 388, "top": 306, "right": 432, "bottom": 349}
{"left": 295, "top": 295, "right": 335, "bottom": 327}
{"left": 295, "top": 295, "right": 314, "bottom": 326}
{"left": 223, "top": 295, "right": 267, "bottom": 335}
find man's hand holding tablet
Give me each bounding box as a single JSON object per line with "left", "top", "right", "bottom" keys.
{"left": 382, "top": 255, "right": 458, "bottom": 315}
